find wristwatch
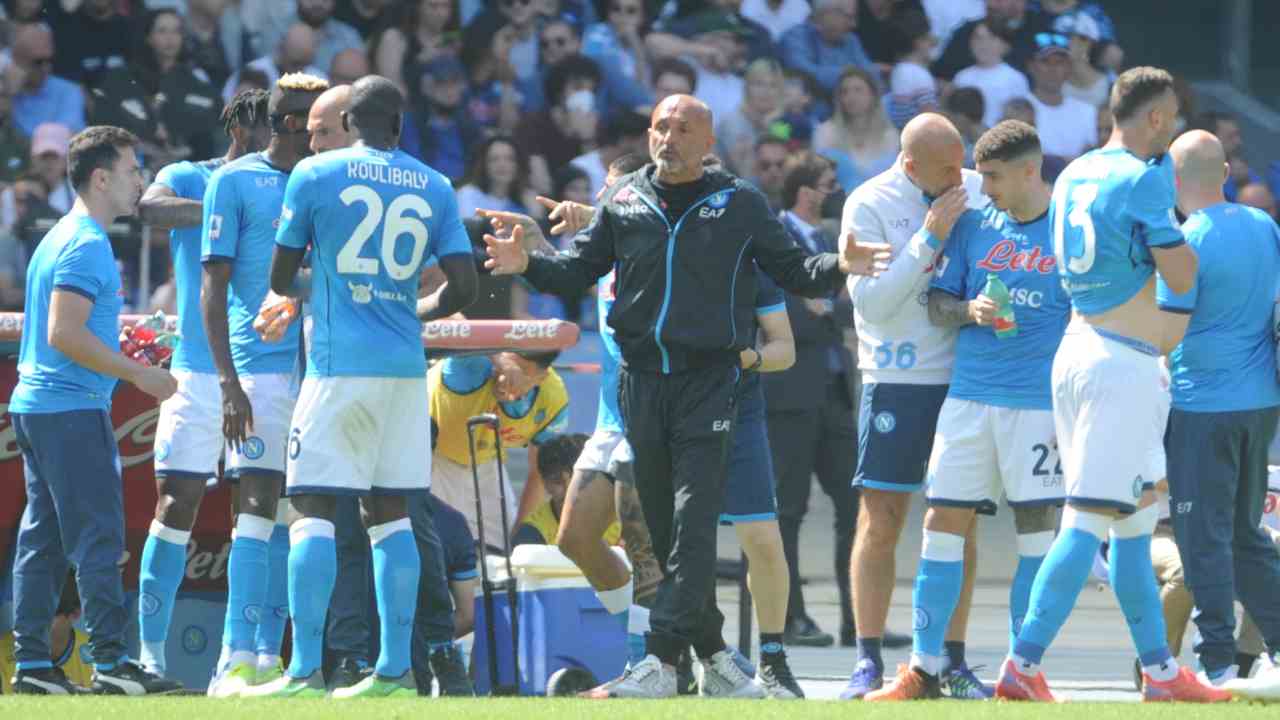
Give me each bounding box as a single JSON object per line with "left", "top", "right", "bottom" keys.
{"left": 746, "top": 348, "right": 763, "bottom": 372}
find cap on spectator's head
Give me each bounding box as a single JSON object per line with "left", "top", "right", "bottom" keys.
{"left": 1033, "top": 32, "right": 1071, "bottom": 59}
{"left": 422, "top": 56, "right": 466, "bottom": 83}
{"left": 31, "top": 122, "right": 71, "bottom": 158}
{"left": 1052, "top": 11, "right": 1100, "bottom": 43}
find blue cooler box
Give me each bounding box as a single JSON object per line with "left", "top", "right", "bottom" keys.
{"left": 472, "top": 548, "right": 628, "bottom": 695}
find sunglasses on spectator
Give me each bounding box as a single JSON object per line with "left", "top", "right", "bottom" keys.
{"left": 611, "top": 3, "right": 642, "bottom": 15}
{"left": 541, "top": 35, "right": 572, "bottom": 49}
{"left": 1034, "top": 32, "right": 1070, "bottom": 49}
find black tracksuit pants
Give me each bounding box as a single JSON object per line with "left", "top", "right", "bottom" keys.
{"left": 620, "top": 364, "right": 740, "bottom": 665}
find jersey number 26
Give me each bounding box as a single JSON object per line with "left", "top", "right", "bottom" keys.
{"left": 338, "top": 184, "right": 431, "bottom": 280}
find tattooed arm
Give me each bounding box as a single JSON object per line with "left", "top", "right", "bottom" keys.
{"left": 927, "top": 288, "right": 999, "bottom": 328}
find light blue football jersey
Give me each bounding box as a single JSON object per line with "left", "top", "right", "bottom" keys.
{"left": 595, "top": 269, "right": 624, "bottom": 433}
{"left": 11, "top": 215, "right": 123, "bottom": 413}
{"left": 1051, "top": 148, "right": 1185, "bottom": 315}
{"left": 932, "top": 205, "right": 1070, "bottom": 410}
{"left": 201, "top": 152, "right": 296, "bottom": 376}
{"left": 276, "top": 145, "right": 470, "bottom": 378}
{"left": 1157, "top": 203, "right": 1280, "bottom": 412}
{"left": 154, "top": 158, "right": 224, "bottom": 374}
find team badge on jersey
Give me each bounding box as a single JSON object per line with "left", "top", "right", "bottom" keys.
{"left": 874, "top": 411, "right": 896, "bottom": 434}
{"left": 1132, "top": 475, "right": 1144, "bottom": 499}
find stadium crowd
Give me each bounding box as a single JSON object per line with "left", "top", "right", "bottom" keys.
{"left": 3, "top": 0, "right": 1280, "bottom": 706}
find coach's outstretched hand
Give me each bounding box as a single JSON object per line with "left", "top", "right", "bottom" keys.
{"left": 838, "top": 230, "right": 892, "bottom": 277}
{"left": 484, "top": 224, "right": 531, "bottom": 275}
{"left": 536, "top": 195, "right": 595, "bottom": 236}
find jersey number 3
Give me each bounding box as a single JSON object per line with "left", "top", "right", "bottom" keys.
{"left": 337, "top": 184, "right": 431, "bottom": 281}
{"left": 1053, "top": 183, "right": 1098, "bottom": 274}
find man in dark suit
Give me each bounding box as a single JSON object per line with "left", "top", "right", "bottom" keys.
{"left": 766, "top": 152, "right": 860, "bottom": 647}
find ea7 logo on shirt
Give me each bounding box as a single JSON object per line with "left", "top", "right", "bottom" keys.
{"left": 712, "top": 419, "right": 731, "bottom": 432}
{"left": 699, "top": 190, "right": 732, "bottom": 219}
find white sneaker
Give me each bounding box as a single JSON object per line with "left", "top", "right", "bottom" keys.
{"left": 1226, "top": 660, "right": 1280, "bottom": 703}
{"left": 207, "top": 660, "right": 256, "bottom": 698}
{"left": 580, "top": 655, "right": 676, "bottom": 698}
{"left": 698, "top": 650, "right": 765, "bottom": 698}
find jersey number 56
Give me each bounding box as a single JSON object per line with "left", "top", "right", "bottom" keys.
{"left": 338, "top": 184, "right": 431, "bottom": 280}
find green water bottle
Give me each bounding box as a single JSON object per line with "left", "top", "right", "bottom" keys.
{"left": 983, "top": 273, "right": 1018, "bottom": 339}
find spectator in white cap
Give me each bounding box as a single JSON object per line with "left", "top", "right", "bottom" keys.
{"left": 1025, "top": 31, "right": 1094, "bottom": 159}
{"left": 29, "top": 122, "right": 71, "bottom": 213}
{"left": 1056, "top": 11, "right": 1108, "bottom": 107}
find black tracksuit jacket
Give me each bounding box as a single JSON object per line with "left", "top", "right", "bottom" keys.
{"left": 524, "top": 164, "right": 846, "bottom": 373}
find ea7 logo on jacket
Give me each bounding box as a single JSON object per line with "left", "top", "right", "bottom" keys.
{"left": 699, "top": 190, "right": 733, "bottom": 219}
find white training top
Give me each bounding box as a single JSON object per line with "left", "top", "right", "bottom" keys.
{"left": 843, "top": 157, "right": 987, "bottom": 386}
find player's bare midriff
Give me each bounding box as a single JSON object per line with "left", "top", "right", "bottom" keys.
{"left": 1072, "top": 275, "right": 1164, "bottom": 350}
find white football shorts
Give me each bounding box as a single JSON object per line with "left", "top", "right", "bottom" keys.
{"left": 1052, "top": 324, "right": 1164, "bottom": 513}
{"left": 573, "top": 428, "right": 625, "bottom": 476}
{"left": 225, "top": 372, "right": 296, "bottom": 478}
{"left": 926, "top": 398, "right": 1064, "bottom": 509}
{"left": 285, "top": 376, "right": 430, "bottom": 495}
{"left": 153, "top": 370, "right": 223, "bottom": 480}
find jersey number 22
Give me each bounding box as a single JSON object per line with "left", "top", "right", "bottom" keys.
{"left": 338, "top": 184, "right": 431, "bottom": 280}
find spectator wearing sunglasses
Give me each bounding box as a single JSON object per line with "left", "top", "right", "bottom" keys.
{"left": 7, "top": 23, "right": 85, "bottom": 138}
{"left": 751, "top": 137, "right": 789, "bottom": 212}
{"left": 1026, "top": 31, "right": 1094, "bottom": 159}
{"left": 519, "top": 16, "right": 652, "bottom": 121}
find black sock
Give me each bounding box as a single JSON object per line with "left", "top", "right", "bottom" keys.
{"left": 1237, "top": 652, "right": 1257, "bottom": 678}
{"left": 760, "top": 633, "right": 784, "bottom": 656}
{"left": 945, "top": 641, "right": 966, "bottom": 671}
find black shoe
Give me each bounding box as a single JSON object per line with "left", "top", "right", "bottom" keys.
{"left": 882, "top": 630, "right": 911, "bottom": 649}
{"left": 430, "top": 644, "right": 474, "bottom": 696}
{"left": 840, "top": 625, "right": 856, "bottom": 648}
{"left": 91, "top": 660, "right": 183, "bottom": 695}
{"left": 784, "top": 616, "right": 834, "bottom": 648}
{"left": 12, "top": 666, "right": 86, "bottom": 694}
{"left": 1237, "top": 652, "right": 1258, "bottom": 679}
{"left": 757, "top": 651, "right": 805, "bottom": 699}
{"left": 327, "top": 655, "right": 372, "bottom": 693}
{"left": 676, "top": 649, "right": 697, "bottom": 695}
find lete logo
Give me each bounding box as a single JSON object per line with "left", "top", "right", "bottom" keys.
{"left": 0, "top": 403, "right": 160, "bottom": 468}
{"left": 503, "top": 319, "right": 562, "bottom": 341}
{"left": 976, "top": 239, "right": 1057, "bottom": 274}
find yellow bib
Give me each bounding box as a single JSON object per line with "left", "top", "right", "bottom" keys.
{"left": 0, "top": 628, "right": 93, "bottom": 693}
{"left": 430, "top": 363, "right": 570, "bottom": 467}
{"left": 521, "top": 500, "right": 622, "bottom": 547}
